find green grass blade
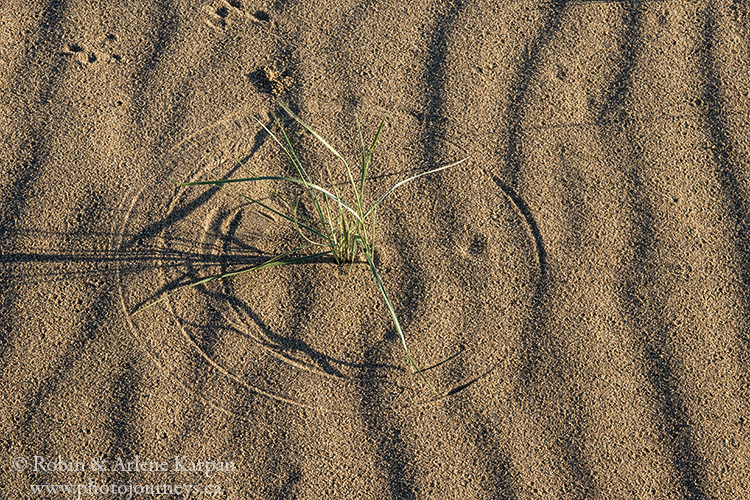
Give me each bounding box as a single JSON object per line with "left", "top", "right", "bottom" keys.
{"left": 253, "top": 114, "right": 331, "bottom": 241}
{"left": 293, "top": 196, "right": 331, "bottom": 248}
{"left": 365, "top": 114, "right": 388, "bottom": 170}
{"left": 275, "top": 114, "right": 313, "bottom": 184}
{"left": 370, "top": 206, "right": 376, "bottom": 254}
{"left": 173, "top": 173, "right": 325, "bottom": 239}
{"left": 355, "top": 112, "right": 387, "bottom": 216}
{"left": 253, "top": 113, "right": 315, "bottom": 188}
{"left": 235, "top": 157, "right": 294, "bottom": 210}
{"left": 251, "top": 115, "right": 300, "bottom": 176}
{"left": 356, "top": 114, "right": 367, "bottom": 180}
{"left": 177, "top": 176, "right": 365, "bottom": 225}
{"left": 223, "top": 186, "right": 326, "bottom": 240}
{"left": 355, "top": 115, "right": 367, "bottom": 213}
{"left": 278, "top": 102, "right": 360, "bottom": 201}
{"left": 364, "top": 157, "right": 469, "bottom": 219}
{"left": 323, "top": 193, "right": 341, "bottom": 263}
{"left": 136, "top": 247, "right": 329, "bottom": 314}
{"left": 358, "top": 239, "right": 437, "bottom": 395}
{"left": 271, "top": 113, "right": 335, "bottom": 248}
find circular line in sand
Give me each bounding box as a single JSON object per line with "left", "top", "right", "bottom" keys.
{"left": 113, "top": 108, "right": 536, "bottom": 416}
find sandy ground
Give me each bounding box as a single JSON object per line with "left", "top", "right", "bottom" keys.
{"left": 2, "top": 1, "right": 750, "bottom": 498}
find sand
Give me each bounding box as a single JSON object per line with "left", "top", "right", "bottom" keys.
{"left": 2, "top": 0, "right": 749, "bottom": 498}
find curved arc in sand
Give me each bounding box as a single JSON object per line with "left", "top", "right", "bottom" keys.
{"left": 111, "top": 109, "right": 544, "bottom": 416}
{"left": 112, "top": 182, "right": 340, "bottom": 415}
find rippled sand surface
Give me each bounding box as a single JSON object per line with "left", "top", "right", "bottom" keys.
{"left": 2, "top": 1, "right": 749, "bottom": 498}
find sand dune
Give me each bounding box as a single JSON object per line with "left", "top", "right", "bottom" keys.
{"left": 2, "top": 1, "right": 749, "bottom": 498}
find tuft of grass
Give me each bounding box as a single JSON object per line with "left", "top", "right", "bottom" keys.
{"left": 140, "top": 102, "right": 468, "bottom": 394}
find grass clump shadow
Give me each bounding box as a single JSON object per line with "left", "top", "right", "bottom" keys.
{"left": 140, "top": 102, "right": 468, "bottom": 394}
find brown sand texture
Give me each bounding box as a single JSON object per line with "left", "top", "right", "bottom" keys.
{"left": 2, "top": 1, "right": 750, "bottom": 498}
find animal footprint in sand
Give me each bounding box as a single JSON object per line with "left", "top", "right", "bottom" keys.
{"left": 247, "top": 64, "right": 294, "bottom": 96}
{"left": 204, "top": 1, "right": 271, "bottom": 30}
{"left": 61, "top": 35, "right": 121, "bottom": 65}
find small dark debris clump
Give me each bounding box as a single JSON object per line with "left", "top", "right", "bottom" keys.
{"left": 248, "top": 65, "right": 293, "bottom": 96}
{"left": 253, "top": 10, "right": 270, "bottom": 21}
